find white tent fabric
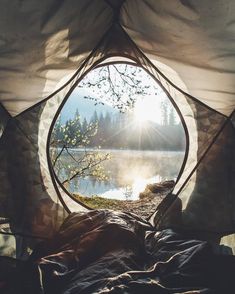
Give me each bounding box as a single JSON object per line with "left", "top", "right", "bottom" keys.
{"left": 0, "top": 0, "right": 235, "bottom": 116}
{"left": 122, "top": 0, "right": 235, "bottom": 115}
{"left": 0, "top": 0, "right": 112, "bottom": 115}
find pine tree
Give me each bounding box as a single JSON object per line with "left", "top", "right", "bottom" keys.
{"left": 169, "top": 107, "right": 176, "bottom": 126}
{"left": 91, "top": 110, "right": 99, "bottom": 124}
{"left": 82, "top": 118, "right": 88, "bottom": 133}
{"left": 160, "top": 99, "right": 169, "bottom": 126}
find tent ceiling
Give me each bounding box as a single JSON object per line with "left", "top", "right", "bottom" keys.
{"left": 122, "top": 0, "right": 235, "bottom": 115}
{"left": 0, "top": 0, "right": 235, "bottom": 116}
{"left": 0, "top": 0, "right": 112, "bottom": 116}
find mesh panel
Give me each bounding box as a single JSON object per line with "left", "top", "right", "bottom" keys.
{"left": 0, "top": 106, "right": 12, "bottom": 228}
{"left": 0, "top": 104, "right": 9, "bottom": 138}
{"left": 159, "top": 118, "right": 235, "bottom": 232}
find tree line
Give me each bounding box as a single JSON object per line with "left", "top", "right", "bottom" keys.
{"left": 52, "top": 108, "right": 185, "bottom": 151}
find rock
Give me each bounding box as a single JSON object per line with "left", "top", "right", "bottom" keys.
{"left": 147, "top": 180, "right": 175, "bottom": 193}
{"left": 139, "top": 180, "right": 175, "bottom": 200}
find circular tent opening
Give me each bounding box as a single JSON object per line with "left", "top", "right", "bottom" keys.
{"left": 50, "top": 63, "right": 186, "bottom": 217}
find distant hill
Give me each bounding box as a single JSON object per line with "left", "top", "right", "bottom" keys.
{"left": 60, "top": 88, "right": 118, "bottom": 124}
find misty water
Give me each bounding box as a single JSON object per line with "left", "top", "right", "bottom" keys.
{"left": 59, "top": 149, "right": 185, "bottom": 201}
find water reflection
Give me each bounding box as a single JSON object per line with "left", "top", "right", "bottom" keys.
{"left": 59, "top": 149, "right": 184, "bottom": 201}
{"left": 101, "top": 175, "right": 162, "bottom": 200}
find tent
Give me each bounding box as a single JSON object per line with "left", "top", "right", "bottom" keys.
{"left": 0, "top": 0, "right": 235, "bottom": 262}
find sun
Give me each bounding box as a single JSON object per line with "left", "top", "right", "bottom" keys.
{"left": 134, "top": 96, "right": 162, "bottom": 124}
{"left": 134, "top": 104, "right": 149, "bottom": 123}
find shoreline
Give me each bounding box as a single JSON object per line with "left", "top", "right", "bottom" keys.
{"left": 73, "top": 180, "right": 174, "bottom": 219}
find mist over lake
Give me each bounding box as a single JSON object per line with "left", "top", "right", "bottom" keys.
{"left": 58, "top": 149, "right": 185, "bottom": 201}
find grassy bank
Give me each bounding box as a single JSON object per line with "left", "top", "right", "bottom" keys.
{"left": 73, "top": 181, "right": 174, "bottom": 218}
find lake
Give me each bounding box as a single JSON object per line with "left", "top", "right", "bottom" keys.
{"left": 57, "top": 149, "right": 185, "bottom": 201}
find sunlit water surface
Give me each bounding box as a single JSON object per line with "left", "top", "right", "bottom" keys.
{"left": 59, "top": 149, "right": 185, "bottom": 201}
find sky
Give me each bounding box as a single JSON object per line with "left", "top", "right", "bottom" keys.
{"left": 60, "top": 88, "right": 118, "bottom": 124}
{"left": 59, "top": 63, "right": 179, "bottom": 125}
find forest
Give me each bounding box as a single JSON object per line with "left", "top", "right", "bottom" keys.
{"left": 53, "top": 108, "right": 185, "bottom": 151}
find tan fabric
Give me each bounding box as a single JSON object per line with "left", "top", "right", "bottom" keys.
{"left": 0, "top": 0, "right": 111, "bottom": 115}
{"left": 122, "top": 0, "right": 235, "bottom": 115}
{"left": 0, "top": 0, "right": 235, "bottom": 115}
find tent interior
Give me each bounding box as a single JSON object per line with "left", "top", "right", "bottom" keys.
{"left": 0, "top": 0, "right": 235, "bottom": 293}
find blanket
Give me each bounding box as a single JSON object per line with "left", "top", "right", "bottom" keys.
{"left": 1, "top": 210, "right": 235, "bottom": 293}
